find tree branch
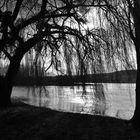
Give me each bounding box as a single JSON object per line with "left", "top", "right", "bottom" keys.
{"left": 41, "top": 0, "right": 48, "bottom": 14}
{"left": 16, "top": 12, "right": 74, "bottom": 31}
{"left": 20, "top": 31, "right": 48, "bottom": 55}
{"left": 2, "top": 49, "right": 12, "bottom": 60}
{"left": 12, "top": 0, "right": 24, "bottom": 20}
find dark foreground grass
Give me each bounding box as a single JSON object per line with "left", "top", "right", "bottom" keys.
{"left": 0, "top": 99, "right": 139, "bottom": 140}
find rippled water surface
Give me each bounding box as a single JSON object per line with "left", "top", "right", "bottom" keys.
{"left": 12, "top": 83, "right": 135, "bottom": 120}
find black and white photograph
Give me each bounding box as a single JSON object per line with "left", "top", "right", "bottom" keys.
{"left": 0, "top": 0, "right": 140, "bottom": 139}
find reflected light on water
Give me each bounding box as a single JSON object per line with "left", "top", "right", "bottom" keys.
{"left": 12, "top": 83, "right": 135, "bottom": 120}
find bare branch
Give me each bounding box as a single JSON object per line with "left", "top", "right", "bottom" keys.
{"left": 41, "top": 0, "right": 48, "bottom": 14}
{"left": 13, "top": 0, "right": 24, "bottom": 20}
{"left": 2, "top": 49, "right": 12, "bottom": 60}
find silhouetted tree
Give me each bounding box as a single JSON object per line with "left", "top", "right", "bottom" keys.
{"left": 92, "top": 0, "right": 140, "bottom": 131}
{"left": 0, "top": 0, "right": 109, "bottom": 107}
{"left": 127, "top": 0, "right": 140, "bottom": 131}
{"left": 0, "top": 1, "right": 137, "bottom": 132}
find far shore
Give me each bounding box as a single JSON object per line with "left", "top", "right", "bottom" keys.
{"left": 13, "top": 69, "right": 136, "bottom": 86}
{"left": 0, "top": 70, "right": 136, "bottom": 86}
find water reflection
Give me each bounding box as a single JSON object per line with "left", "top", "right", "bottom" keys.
{"left": 12, "top": 83, "right": 135, "bottom": 120}
{"left": 80, "top": 83, "right": 107, "bottom": 115}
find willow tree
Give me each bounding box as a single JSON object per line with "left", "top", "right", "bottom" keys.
{"left": 90, "top": 0, "right": 140, "bottom": 130}
{"left": 0, "top": 0, "right": 137, "bottom": 131}
{"left": 59, "top": 0, "right": 140, "bottom": 130}
{"left": 0, "top": 0, "right": 111, "bottom": 107}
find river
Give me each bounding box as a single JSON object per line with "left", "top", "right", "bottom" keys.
{"left": 12, "top": 83, "right": 135, "bottom": 120}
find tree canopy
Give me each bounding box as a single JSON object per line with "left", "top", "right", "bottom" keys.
{"left": 0, "top": 0, "right": 135, "bottom": 77}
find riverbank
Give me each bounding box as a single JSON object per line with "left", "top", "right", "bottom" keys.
{"left": 13, "top": 70, "right": 136, "bottom": 86}
{"left": 0, "top": 99, "right": 139, "bottom": 140}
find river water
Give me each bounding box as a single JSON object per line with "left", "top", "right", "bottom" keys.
{"left": 12, "top": 83, "right": 135, "bottom": 120}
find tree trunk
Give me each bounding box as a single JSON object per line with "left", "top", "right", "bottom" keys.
{"left": 131, "top": 40, "right": 140, "bottom": 130}
{"left": 0, "top": 54, "right": 23, "bottom": 108}
{"left": 131, "top": 0, "right": 140, "bottom": 131}
{"left": 0, "top": 78, "right": 12, "bottom": 107}
{"left": 131, "top": 61, "right": 140, "bottom": 131}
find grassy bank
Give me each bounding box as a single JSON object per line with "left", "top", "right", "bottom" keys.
{"left": 0, "top": 99, "right": 139, "bottom": 140}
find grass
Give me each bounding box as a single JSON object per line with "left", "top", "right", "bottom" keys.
{"left": 0, "top": 99, "right": 139, "bottom": 140}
